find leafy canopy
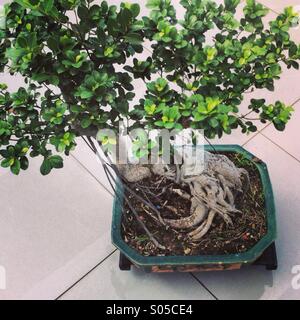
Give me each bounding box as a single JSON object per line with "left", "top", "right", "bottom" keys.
{"left": 0, "top": 0, "right": 299, "bottom": 174}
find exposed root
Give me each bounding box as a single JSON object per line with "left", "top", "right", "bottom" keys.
{"left": 164, "top": 202, "right": 207, "bottom": 230}
{"left": 189, "top": 210, "right": 216, "bottom": 241}
{"left": 218, "top": 174, "right": 235, "bottom": 206}
{"left": 172, "top": 188, "right": 191, "bottom": 200}
{"left": 188, "top": 219, "right": 207, "bottom": 237}
{"left": 240, "top": 168, "right": 250, "bottom": 192}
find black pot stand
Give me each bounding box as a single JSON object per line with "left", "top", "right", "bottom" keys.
{"left": 252, "top": 242, "right": 278, "bottom": 270}
{"left": 119, "top": 242, "right": 278, "bottom": 271}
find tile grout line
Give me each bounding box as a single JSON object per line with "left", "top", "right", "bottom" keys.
{"left": 55, "top": 249, "right": 118, "bottom": 300}
{"left": 242, "top": 130, "right": 262, "bottom": 147}
{"left": 189, "top": 273, "right": 219, "bottom": 300}
{"left": 57, "top": 251, "right": 220, "bottom": 300}
{"left": 70, "top": 154, "right": 114, "bottom": 197}
{"left": 260, "top": 132, "right": 300, "bottom": 164}
{"left": 256, "top": 1, "right": 280, "bottom": 15}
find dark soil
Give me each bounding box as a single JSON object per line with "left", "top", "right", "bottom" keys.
{"left": 121, "top": 152, "right": 267, "bottom": 257}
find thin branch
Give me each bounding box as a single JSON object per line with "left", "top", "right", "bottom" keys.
{"left": 102, "top": 157, "right": 166, "bottom": 250}
{"left": 204, "top": 136, "right": 219, "bottom": 154}
{"left": 291, "top": 97, "right": 300, "bottom": 107}
{"left": 82, "top": 136, "right": 96, "bottom": 153}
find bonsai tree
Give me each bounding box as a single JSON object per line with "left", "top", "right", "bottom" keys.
{"left": 0, "top": 0, "right": 299, "bottom": 246}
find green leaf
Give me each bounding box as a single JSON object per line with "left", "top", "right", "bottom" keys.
{"left": 289, "top": 43, "right": 298, "bottom": 57}
{"left": 47, "top": 37, "right": 60, "bottom": 53}
{"left": 11, "top": 159, "right": 21, "bottom": 175}
{"left": 289, "top": 60, "right": 299, "bottom": 70}
{"left": 20, "top": 157, "right": 29, "bottom": 170}
{"left": 32, "top": 73, "right": 59, "bottom": 85}
{"left": 17, "top": 36, "right": 27, "bottom": 48}
{"left": 58, "top": 143, "right": 66, "bottom": 153}
{"left": 48, "top": 155, "right": 63, "bottom": 169}
{"left": 118, "top": 8, "right": 132, "bottom": 28}
{"left": 164, "top": 122, "right": 175, "bottom": 129}
{"left": 146, "top": 0, "right": 160, "bottom": 9}
{"left": 15, "top": 0, "right": 39, "bottom": 11}
{"left": 43, "top": 0, "right": 54, "bottom": 13}
{"left": 154, "top": 120, "right": 165, "bottom": 127}
{"left": 70, "top": 104, "right": 83, "bottom": 113}
{"left": 1, "top": 0, "right": 299, "bottom": 171}
{"left": 75, "top": 87, "right": 94, "bottom": 99}
{"left": 124, "top": 33, "right": 143, "bottom": 45}
{"left": 40, "top": 159, "right": 52, "bottom": 175}
{"left": 131, "top": 4, "right": 140, "bottom": 18}
{"left": 1, "top": 158, "right": 12, "bottom": 168}
{"left": 81, "top": 117, "right": 92, "bottom": 129}
{"left": 225, "top": 0, "right": 240, "bottom": 11}
{"left": 77, "top": 5, "right": 89, "bottom": 20}
{"left": 209, "top": 118, "right": 219, "bottom": 128}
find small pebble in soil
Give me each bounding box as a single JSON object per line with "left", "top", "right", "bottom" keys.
{"left": 184, "top": 248, "right": 191, "bottom": 255}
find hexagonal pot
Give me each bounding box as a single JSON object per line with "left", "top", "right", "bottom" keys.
{"left": 112, "top": 145, "right": 276, "bottom": 272}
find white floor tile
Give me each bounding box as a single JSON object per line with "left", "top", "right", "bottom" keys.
{"left": 59, "top": 251, "right": 215, "bottom": 300}
{"left": 0, "top": 156, "right": 114, "bottom": 300}
{"left": 193, "top": 134, "right": 300, "bottom": 300}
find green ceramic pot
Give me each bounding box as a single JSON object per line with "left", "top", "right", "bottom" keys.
{"left": 112, "top": 145, "right": 276, "bottom": 272}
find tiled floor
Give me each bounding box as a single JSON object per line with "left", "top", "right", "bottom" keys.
{"left": 1, "top": 0, "right": 300, "bottom": 300}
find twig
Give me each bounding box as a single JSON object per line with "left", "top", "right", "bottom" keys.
{"left": 204, "top": 136, "right": 219, "bottom": 154}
